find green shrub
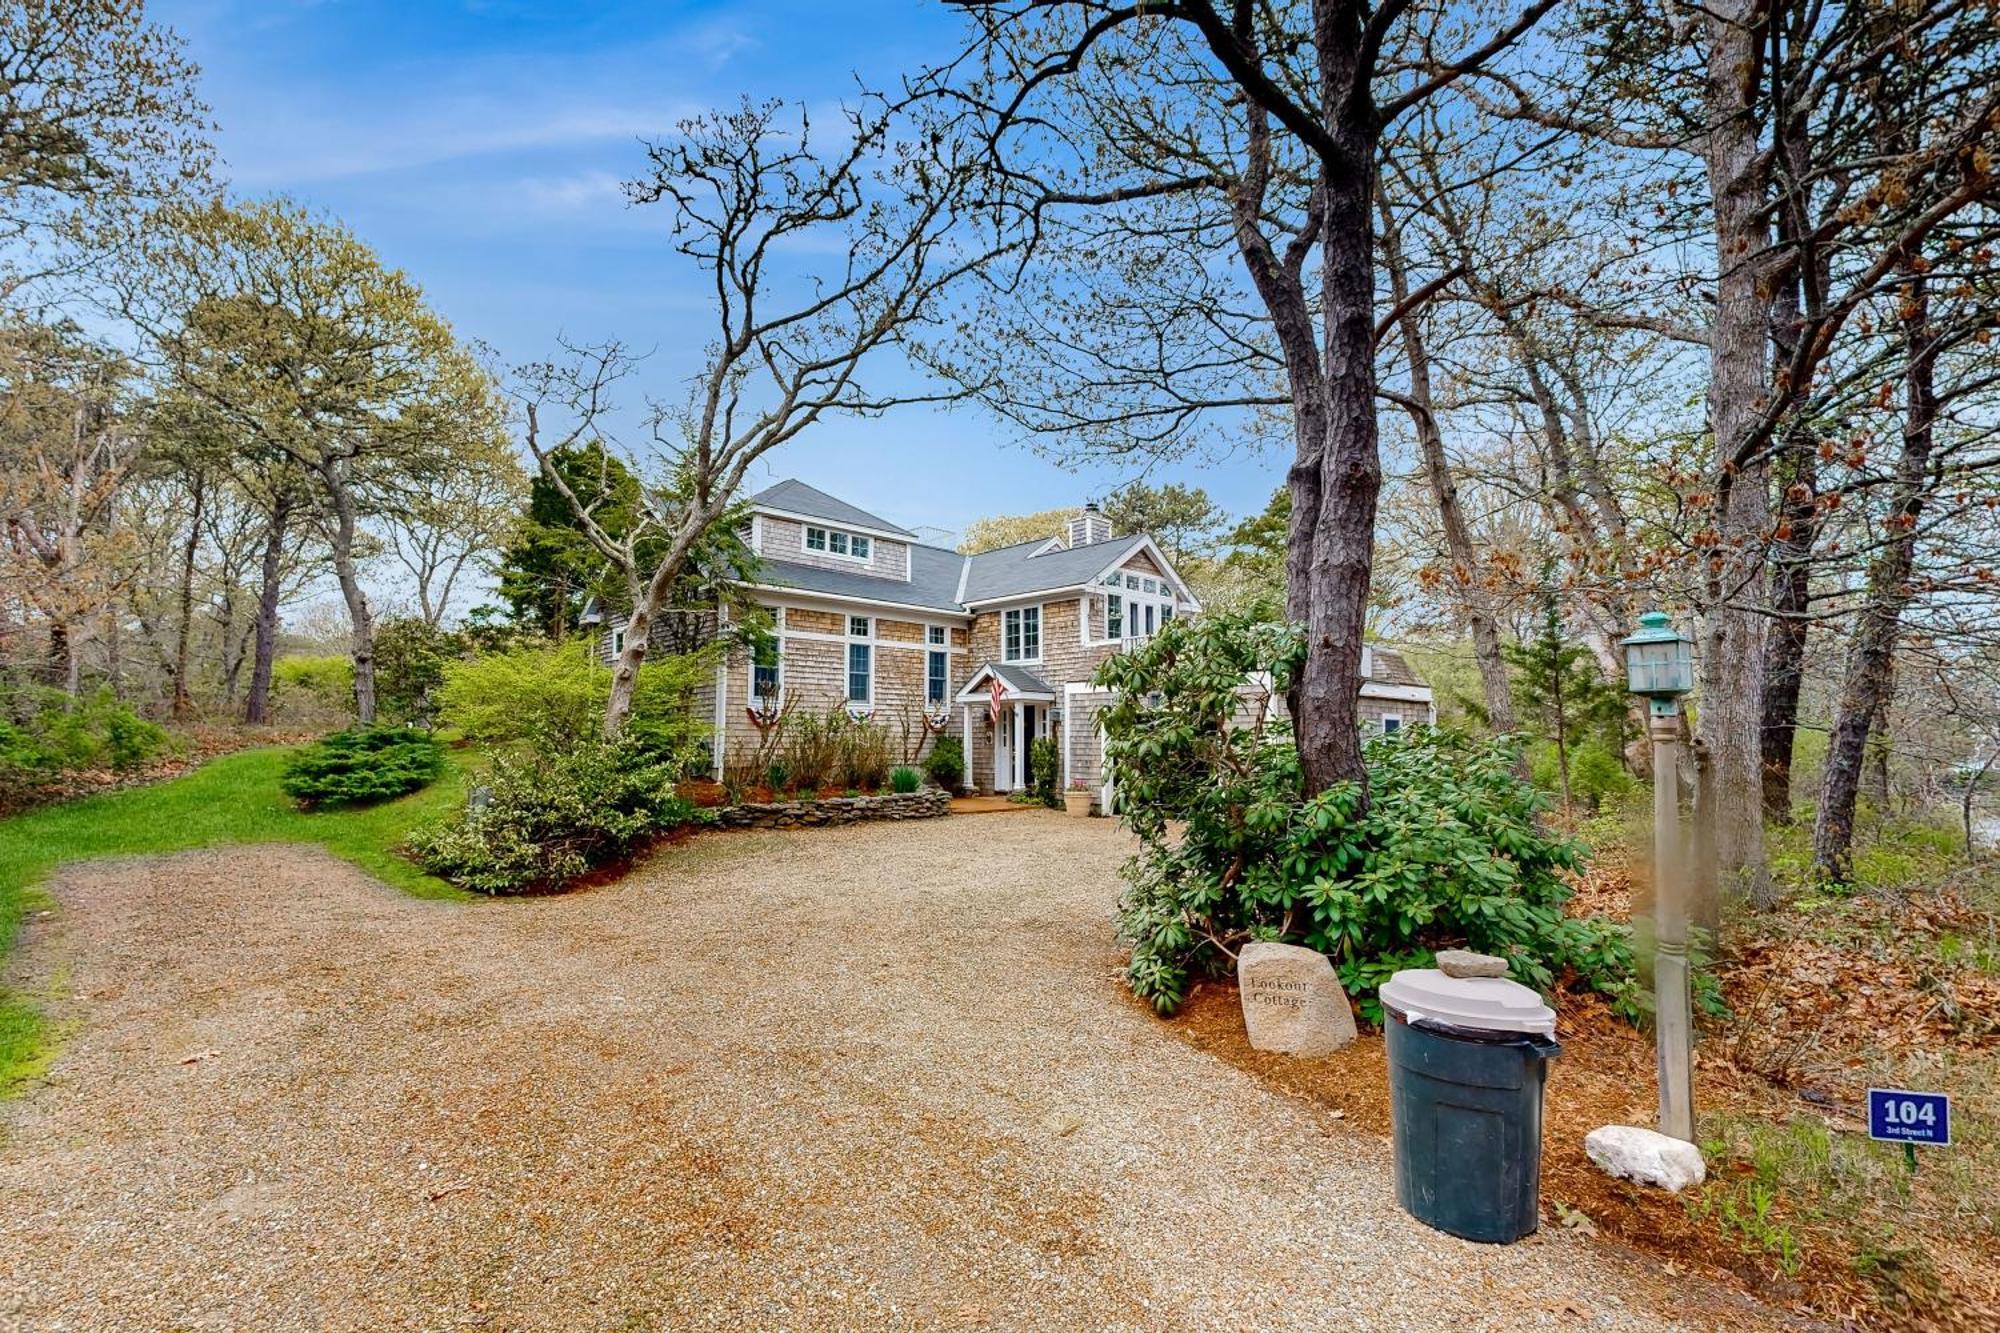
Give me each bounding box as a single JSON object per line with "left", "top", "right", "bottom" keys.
{"left": 1570, "top": 741, "right": 1636, "bottom": 811}
{"left": 281, "top": 726, "right": 446, "bottom": 809}
{"left": 374, "top": 617, "right": 453, "bottom": 728}
{"left": 1097, "top": 613, "right": 1643, "bottom": 1019}
{"left": 924, "top": 735, "right": 965, "bottom": 791}
{"left": 1028, "top": 735, "right": 1060, "bottom": 808}
{"left": 272, "top": 655, "right": 355, "bottom": 719}
{"left": 890, "top": 765, "right": 921, "bottom": 794}
{"left": 0, "top": 689, "right": 172, "bottom": 799}
{"left": 406, "top": 736, "right": 704, "bottom": 894}
{"left": 436, "top": 641, "right": 710, "bottom": 762}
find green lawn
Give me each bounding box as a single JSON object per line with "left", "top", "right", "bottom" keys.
{"left": 0, "top": 745, "right": 471, "bottom": 1095}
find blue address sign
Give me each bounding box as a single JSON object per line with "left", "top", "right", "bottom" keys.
{"left": 1867, "top": 1088, "right": 1951, "bottom": 1147}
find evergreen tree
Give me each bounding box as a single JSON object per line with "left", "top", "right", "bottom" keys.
{"left": 496, "top": 445, "right": 650, "bottom": 637}
{"left": 1505, "top": 582, "right": 1627, "bottom": 810}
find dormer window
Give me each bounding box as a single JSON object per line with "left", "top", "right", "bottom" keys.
{"left": 805, "top": 525, "right": 870, "bottom": 561}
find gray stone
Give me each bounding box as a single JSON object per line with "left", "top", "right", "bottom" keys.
{"left": 1583, "top": 1124, "right": 1707, "bottom": 1192}
{"left": 1435, "top": 949, "right": 1508, "bottom": 979}
{"left": 1236, "top": 941, "right": 1357, "bottom": 1056}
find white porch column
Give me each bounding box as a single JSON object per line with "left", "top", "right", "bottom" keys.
{"left": 1012, "top": 701, "right": 1025, "bottom": 790}
{"left": 961, "top": 702, "right": 972, "bottom": 789}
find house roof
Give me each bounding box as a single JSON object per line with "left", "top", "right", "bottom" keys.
{"left": 749, "top": 479, "right": 915, "bottom": 538}
{"left": 1366, "top": 647, "right": 1425, "bottom": 688}
{"left": 748, "top": 543, "right": 967, "bottom": 614}
{"left": 744, "top": 479, "right": 1192, "bottom": 616}
{"left": 958, "top": 534, "right": 1149, "bottom": 605}
{"left": 957, "top": 661, "right": 1057, "bottom": 701}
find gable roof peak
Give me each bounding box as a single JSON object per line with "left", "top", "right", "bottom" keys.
{"left": 748, "top": 478, "right": 915, "bottom": 538}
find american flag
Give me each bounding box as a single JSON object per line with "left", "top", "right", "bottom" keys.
{"left": 988, "top": 672, "right": 1006, "bottom": 724}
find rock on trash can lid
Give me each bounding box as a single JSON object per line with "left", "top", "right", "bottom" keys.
{"left": 1378, "top": 968, "right": 1557, "bottom": 1037}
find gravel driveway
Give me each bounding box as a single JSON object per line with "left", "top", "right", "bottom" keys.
{"left": 0, "top": 813, "right": 1780, "bottom": 1331}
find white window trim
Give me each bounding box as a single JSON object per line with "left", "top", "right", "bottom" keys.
{"left": 1379, "top": 712, "right": 1404, "bottom": 734}
{"left": 806, "top": 524, "right": 873, "bottom": 563}
{"left": 610, "top": 627, "right": 627, "bottom": 656}
{"left": 846, "top": 639, "right": 874, "bottom": 709}
{"left": 1003, "top": 605, "right": 1043, "bottom": 664}
{"left": 749, "top": 638, "right": 783, "bottom": 707}
{"left": 926, "top": 646, "right": 950, "bottom": 707}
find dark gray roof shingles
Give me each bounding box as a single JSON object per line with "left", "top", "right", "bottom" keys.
{"left": 958, "top": 535, "right": 1145, "bottom": 604}
{"left": 751, "top": 543, "right": 965, "bottom": 612}
{"left": 750, "top": 479, "right": 915, "bottom": 537}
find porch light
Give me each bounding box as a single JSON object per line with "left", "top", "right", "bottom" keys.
{"left": 1619, "top": 611, "right": 1693, "bottom": 714}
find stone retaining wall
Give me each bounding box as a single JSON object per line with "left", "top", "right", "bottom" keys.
{"left": 713, "top": 787, "right": 951, "bottom": 830}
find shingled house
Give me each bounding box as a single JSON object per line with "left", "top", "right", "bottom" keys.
{"left": 606, "top": 479, "right": 1434, "bottom": 803}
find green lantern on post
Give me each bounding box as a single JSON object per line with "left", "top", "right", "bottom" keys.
{"left": 1620, "top": 611, "right": 1694, "bottom": 717}
{"left": 1621, "top": 607, "right": 1698, "bottom": 1143}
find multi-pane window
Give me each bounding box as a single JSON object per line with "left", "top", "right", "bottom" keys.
{"left": 848, "top": 643, "right": 871, "bottom": 703}
{"left": 927, "top": 650, "right": 947, "bottom": 704}
{"left": 1381, "top": 715, "right": 1403, "bottom": 735}
{"left": 927, "top": 625, "right": 946, "bottom": 646}
{"left": 805, "top": 526, "right": 870, "bottom": 560}
{"left": 1106, "top": 594, "right": 1123, "bottom": 639}
{"left": 751, "top": 635, "right": 780, "bottom": 700}
{"left": 1003, "top": 606, "right": 1040, "bottom": 661}
{"left": 846, "top": 616, "right": 871, "bottom": 703}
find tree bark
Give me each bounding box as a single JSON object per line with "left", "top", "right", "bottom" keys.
{"left": 1695, "top": 0, "right": 1774, "bottom": 906}
{"left": 1813, "top": 272, "right": 1935, "bottom": 881}
{"left": 244, "top": 490, "right": 294, "bottom": 725}
{"left": 1298, "top": 114, "right": 1379, "bottom": 796}
{"left": 1378, "top": 199, "right": 1517, "bottom": 736}
{"left": 322, "top": 467, "right": 378, "bottom": 725}
{"left": 170, "top": 470, "right": 206, "bottom": 719}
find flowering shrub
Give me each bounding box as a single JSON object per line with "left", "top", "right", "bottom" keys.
{"left": 405, "top": 735, "right": 706, "bottom": 894}
{"left": 1097, "top": 614, "right": 1644, "bottom": 1020}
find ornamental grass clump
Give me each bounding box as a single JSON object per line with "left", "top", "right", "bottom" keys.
{"left": 280, "top": 725, "right": 446, "bottom": 809}
{"left": 1097, "top": 613, "right": 1645, "bottom": 1021}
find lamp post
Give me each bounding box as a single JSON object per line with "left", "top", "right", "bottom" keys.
{"left": 1620, "top": 610, "right": 1697, "bottom": 1143}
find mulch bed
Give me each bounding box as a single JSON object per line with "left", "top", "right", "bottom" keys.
{"left": 1163, "top": 849, "right": 2000, "bottom": 1333}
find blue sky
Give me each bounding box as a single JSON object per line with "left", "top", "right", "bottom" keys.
{"left": 156, "top": 0, "right": 1288, "bottom": 539}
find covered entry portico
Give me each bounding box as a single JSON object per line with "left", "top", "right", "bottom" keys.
{"left": 956, "top": 663, "right": 1056, "bottom": 793}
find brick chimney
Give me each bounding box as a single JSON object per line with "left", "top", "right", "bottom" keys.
{"left": 1067, "top": 501, "right": 1112, "bottom": 549}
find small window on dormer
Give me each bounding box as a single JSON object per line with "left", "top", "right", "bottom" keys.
{"left": 851, "top": 535, "right": 871, "bottom": 559}
{"left": 806, "top": 526, "right": 828, "bottom": 551}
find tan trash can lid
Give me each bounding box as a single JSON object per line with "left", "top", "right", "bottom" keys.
{"left": 1378, "top": 968, "right": 1557, "bottom": 1037}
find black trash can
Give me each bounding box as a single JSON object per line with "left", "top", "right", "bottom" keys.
{"left": 1379, "top": 967, "right": 1561, "bottom": 1244}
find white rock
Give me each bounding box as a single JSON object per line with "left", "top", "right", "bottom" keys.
{"left": 1236, "top": 941, "right": 1357, "bottom": 1056}
{"left": 1584, "top": 1124, "right": 1707, "bottom": 1192}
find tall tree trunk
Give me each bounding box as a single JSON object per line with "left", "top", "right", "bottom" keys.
{"left": 1813, "top": 273, "right": 1935, "bottom": 881}
{"left": 171, "top": 470, "right": 207, "bottom": 719}
{"left": 1696, "top": 0, "right": 1775, "bottom": 906}
{"left": 1758, "top": 20, "right": 1823, "bottom": 825}
{"left": 244, "top": 491, "right": 294, "bottom": 725}
{"left": 1378, "top": 199, "right": 1517, "bottom": 735}
{"left": 1298, "top": 125, "right": 1379, "bottom": 796}
{"left": 322, "top": 469, "right": 377, "bottom": 725}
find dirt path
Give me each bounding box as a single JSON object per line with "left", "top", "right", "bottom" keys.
{"left": 0, "top": 815, "right": 1783, "bottom": 1331}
